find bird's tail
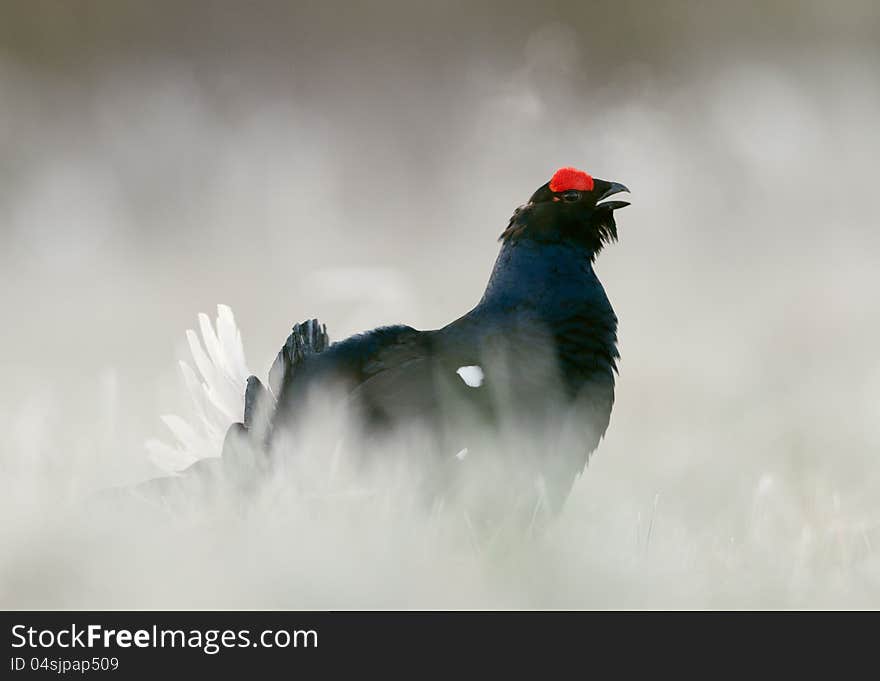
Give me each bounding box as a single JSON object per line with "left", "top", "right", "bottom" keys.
{"left": 145, "top": 304, "right": 251, "bottom": 474}
{"left": 219, "top": 318, "right": 330, "bottom": 469}
{"left": 145, "top": 310, "right": 331, "bottom": 489}
{"left": 267, "top": 318, "right": 330, "bottom": 397}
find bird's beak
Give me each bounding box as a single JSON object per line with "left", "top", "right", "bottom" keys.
{"left": 596, "top": 181, "right": 630, "bottom": 210}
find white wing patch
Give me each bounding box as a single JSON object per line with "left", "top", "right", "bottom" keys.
{"left": 456, "top": 365, "right": 484, "bottom": 388}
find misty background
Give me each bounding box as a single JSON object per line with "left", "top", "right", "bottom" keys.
{"left": 2, "top": 1, "right": 880, "bottom": 608}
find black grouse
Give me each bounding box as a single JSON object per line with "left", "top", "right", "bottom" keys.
{"left": 221, "top": 166, "right": 630, "bottom": 516}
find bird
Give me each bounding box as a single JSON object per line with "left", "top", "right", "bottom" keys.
{"left": 219, "top": 166, "right": 630, "bottom": 520}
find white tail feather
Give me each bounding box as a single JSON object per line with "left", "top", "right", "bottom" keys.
{"left": 146, "top": 304, "right": 251, "bottom": 473}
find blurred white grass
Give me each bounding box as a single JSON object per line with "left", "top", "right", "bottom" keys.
{"left": 1, "top": 304, "right": 879, "bottom": 609}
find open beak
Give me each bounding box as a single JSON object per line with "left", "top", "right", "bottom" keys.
{"left": 596, "top": 181, "right": 630, "bottom": 210}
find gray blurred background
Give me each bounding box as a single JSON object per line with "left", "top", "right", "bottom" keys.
{"left": 2, "top": 1, "right": 880, "bottom": 607}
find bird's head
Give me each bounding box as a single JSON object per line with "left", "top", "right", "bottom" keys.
{"left": 501, "top": 167, "right": 630, "bottom": 258}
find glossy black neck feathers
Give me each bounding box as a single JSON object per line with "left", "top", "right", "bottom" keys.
{"left": 471, "top": 236, "right": 619, "bottom": 383}
{"left": 478, "top": 238, "right": 606, "bottom": 313}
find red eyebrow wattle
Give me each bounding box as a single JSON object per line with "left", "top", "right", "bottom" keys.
{"left": 549, "top": 167, "right": 594, "bottom": 192}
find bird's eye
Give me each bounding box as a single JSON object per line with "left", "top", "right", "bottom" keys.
{"left": 561, "top": 190, "right": 580, "bottom": 202}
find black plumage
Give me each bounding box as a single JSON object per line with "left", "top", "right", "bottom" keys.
{"left": 226, "top": 167, "right": 630, "bottom": 515}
